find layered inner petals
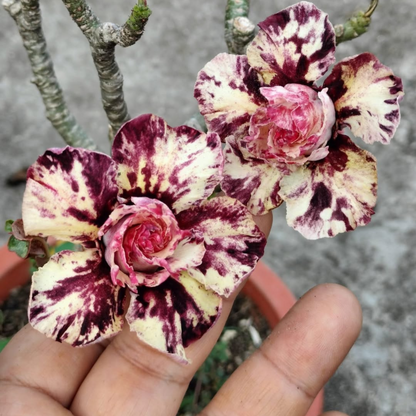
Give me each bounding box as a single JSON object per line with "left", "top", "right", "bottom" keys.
{"left": 243, "top": 84, "right": 335, "bottom": 166}
{"left": 126, "top": 271, "right": 221, "bottom": 363}
{"left": 176, "top": 196, "right": 266, "bottom": 296}
{"left": 29, "top": 249, "right": 125, "bottom": 346}
{"left": 23, "top": 147, "right": 118, "bottom": 243}
{"left": 324, "top": 52, "right": 404, "bottom": 144}
{"left": 279, "top": 134, "right": 377, "bottom": 239}
{"left": 246, "top": 1, "right": 336, "bottom": 85}
{"left": 194, "top": 53, "right": 265, "bottom": 140}
{"left": 221, "top": 137, "right": 285, "bottom": 215}
{"left": 99, "top": 197, "right": 205, "bottom": 289}
{"left": 113, "top": 114, "right": 223, "bottom": 214}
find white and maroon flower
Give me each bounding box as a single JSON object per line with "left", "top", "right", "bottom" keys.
{"left": 22, "top": 114, "right": 266, "bottom": 362}
{"left": 194, "top": 1, "right": 404, "bottom": 239}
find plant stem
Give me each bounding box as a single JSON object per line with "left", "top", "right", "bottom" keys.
{"left": 2, "top": 0, "right": 96, "bottom": 149}
{"left": 335, "top": 0, "right": 379, "bottom": 45}
{"left": 61, "top": 0, "right": 152, "bottom": 141}
{"left": 117, "top": 0, "right": 152, "bottom": 47}
{"left": 224, "top": 0, "right": 255, "bottom": 54}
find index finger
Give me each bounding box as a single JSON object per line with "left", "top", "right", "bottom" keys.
{"left": 200, "top": 283, "right": 362, "bottom": 416}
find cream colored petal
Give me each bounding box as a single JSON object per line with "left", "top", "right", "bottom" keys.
{"left": 325, "top": 53, "right": 404, "bottom": 144}
{"left": 112, "top": 114, "right": 223, "bottom": 214}
{"left": 280, "top": 135, "right": 377, "bottom": 239}
{"left": 126, "top": 271, "right": 221, "bottom": 363}
{"left": 29, "top": 249, "right": 125, "bottom": 346}
{"left": 23, "top": 147, "right": 118, "bottom": 243}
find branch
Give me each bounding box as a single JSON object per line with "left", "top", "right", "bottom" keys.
{"left": 335, "top": 0, "right": 379, "bottom": 45}
{"left": 61, "top": 0, "right": 151, "bottom": 141}
{"left": 224, "top": 0, "right": 255, "bottom": 55}
{"left": 117, "top": 1, "right": 152, "bottom": 47}
{"left": 2, "top": 0, "right": 96, "bottom": 149}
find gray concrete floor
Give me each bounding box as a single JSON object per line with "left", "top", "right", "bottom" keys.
{"left": 1, "top": 0, "right": 415, "bottom": 414}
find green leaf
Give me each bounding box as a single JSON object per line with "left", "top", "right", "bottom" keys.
{"left": 8, "top": 235, "right": 29, "bottom": 258}
{"left": 52, "top": 241, "right": 78, "bottom": 254}
{"left": 4, "top": 220, "right": 13, "bottom": 233}
{"left": 29, "top": 258, "right": 38, "bottom": 274}
{"left": 0, "top": 338, "right": 10, "bottom": 353}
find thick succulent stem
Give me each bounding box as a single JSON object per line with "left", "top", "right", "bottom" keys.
{"left": 224, "top": 0, "right": 255, "bottom": 55}
{"left": 2, "top": 0, "right": 96, "bottom": 149}
{"left": 61, "top": 0, "right": 151, "bottom": 141}
{"left": 335, "top": 0, "right": 379, "bottom": 45}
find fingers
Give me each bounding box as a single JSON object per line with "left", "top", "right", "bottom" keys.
{"left": 70, "top": 212, "right": 273, "bottom": 416}
{"left": 0, "top": 324, "right": 104, "bottom": 412}
{"left": 199, "top": 283, "right": 362, "bottom": 416}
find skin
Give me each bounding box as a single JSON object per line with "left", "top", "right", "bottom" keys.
{"left": 0, "top": 213, "right": 361, "bottom": 416}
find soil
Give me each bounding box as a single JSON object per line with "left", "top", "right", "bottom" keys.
{"left": 0, "top": 281, "right": 31, "bottom": 339}
{"left": 0, "top": 282, "right": 271, "bottom": 416}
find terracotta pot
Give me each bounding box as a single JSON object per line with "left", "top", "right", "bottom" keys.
{"left": 0, "top": 246, "right": 323, "bottom": 414}
{"left": 0, "top": 244, "right": 31, "bottom": 302}
{"left": 243, "top": 260, "right": 324, "bottom": 416}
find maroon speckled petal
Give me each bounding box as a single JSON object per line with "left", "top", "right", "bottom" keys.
{"left": 247, "top": 2, "right": 335, "bottom": 85}
{"left": 324, "top": 52, "right": 404, "bottom": 144}
{"left": 113, "top": 114, "right": 223, "bottom": 214}
{"left": 194, "top": 53, "right": 265, "bottom": 140}
{"left": 23, "top": 147, "right": 118, "bottom": 243}
{"left": 126, "top": 272, "right": 221, "bottom": 363}
{"left": 279, "top": 134, "right": 377, "bottom": 239}
{"left": 221, "top": 137, "right": 284, "bottom": 215}
{"left": 176, "top": 196, "right": 266, "bottom": 297}
{"left": 29, "top": 250, "right": 125, "bottom": 346}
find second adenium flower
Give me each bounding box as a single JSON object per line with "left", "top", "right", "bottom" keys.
{"left": 194, "top": 1, "right": 404, "bottom": 239}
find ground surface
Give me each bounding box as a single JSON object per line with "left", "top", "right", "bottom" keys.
{"left": 0, "top": 1, "right": 415, "bottom": 415}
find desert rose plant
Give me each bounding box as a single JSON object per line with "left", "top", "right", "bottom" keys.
{"left": 4, "top": 0, "right": 403, "bottom": 361}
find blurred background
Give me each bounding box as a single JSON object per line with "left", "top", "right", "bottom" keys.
{"left": 0, "top": 0, "right": 415, "bottom": 414}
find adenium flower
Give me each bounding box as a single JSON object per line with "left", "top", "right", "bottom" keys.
{"left": 22, "top": 114, "right": 266, "bottom": 362}
{"left": 194, "top": 1, "right": 404, "bottom": 239}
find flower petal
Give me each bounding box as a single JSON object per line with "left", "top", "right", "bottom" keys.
{"left": 279, "top": 134, "right": 377, "bottom": 239}
{"left": 126, "top": 272, "right": 221, "bottom": 363}
{"left": 162, "top": 232, "right": 206, "bottom": 277}
{"left": 194, "top": 53, "right": 265, "bottom": 140}
{"left": 23, "top": 147, "right": 118, "bottom": 243}
{"left": 221, "top": 137, "right": 284, "bottom": 215}
{"left": 247, "top": 2, "right": 335, "bottom": 85}
{"left": 176, "top": 196, "right": 266, "bottom": 297}
{"left": 29, "top": 249, "right": 125, "bottom": 346}
{"left": 113, "top": 114, "right": 223, "bottom": 213}
{"left": 324, "top": 52, "right": 404, "bottom": 144}
{"left": 99, "top": 197, "right": 195, "bottom": 288}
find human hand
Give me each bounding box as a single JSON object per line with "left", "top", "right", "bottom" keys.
{"left": 0, "top": 214, "right": 361, "bottom": 416}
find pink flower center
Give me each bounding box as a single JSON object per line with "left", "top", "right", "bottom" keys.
{"left": 244, "top": 84, "right": 336, "bottom": 167}
{"left": 123, "top": 218, "right": 170, "bottom": 256}
{"left": 99, "top": 197, "right": 192, "bottom": 288}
